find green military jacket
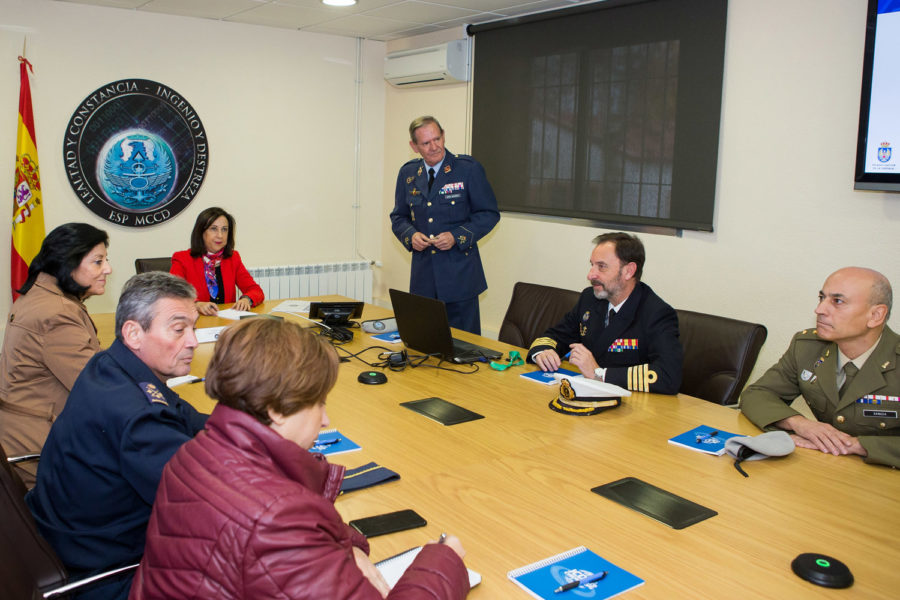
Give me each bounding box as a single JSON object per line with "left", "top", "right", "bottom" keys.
{"left": 740, "top": 326, "right": 900, "bottom": 469}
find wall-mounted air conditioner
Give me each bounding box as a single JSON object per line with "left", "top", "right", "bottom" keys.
{"left": 384, "top": 40, "right": 470, "bottom": 87}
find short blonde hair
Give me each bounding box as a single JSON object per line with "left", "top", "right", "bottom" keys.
{"left": 205, "top": 318, "right": 339, "bottom": 424}
{"left": 409, "top": 115, "right": 443, "bottom": 142}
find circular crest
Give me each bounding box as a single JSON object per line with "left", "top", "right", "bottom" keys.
{"left": 63, "top": 79, "right": 208, "bottom": 227}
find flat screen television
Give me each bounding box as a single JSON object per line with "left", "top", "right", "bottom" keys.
{"left": 854, "top": 0, "right": 900, "bottom": 191}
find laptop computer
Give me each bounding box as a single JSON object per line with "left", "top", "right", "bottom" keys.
{"left": 388, "top": 289, "right": 503, "bottom": 364}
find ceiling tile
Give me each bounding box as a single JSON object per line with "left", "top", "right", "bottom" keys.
{"left": 139, "top": 0, "right": 264, "bottom": 20}
{"left": 276, "top": 0, "right": 403, "bottom": 10}
{"left": 225, "top": 3, "right": 336, "bottom": 28}
{"left": 428, "top": 0, "right": 542, "bottom": 11}
{"left": 303, "top": 13, "right": 418, "bottom": 36}
{"left": 363, "top": 1, "right": 478, "bottom": 24}
{"left": 53, "top": 0, "right": 148, "bottom": 7}
{"left": 494, "top": 0, "right": 592, "bottom": 17}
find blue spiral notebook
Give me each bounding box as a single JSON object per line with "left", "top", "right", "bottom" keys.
{"left": 508, "top": 546, "right": 643, "bottom": 600}
{"left": 520, "top": 367, "right": 580, "bottom": 385}
{"left": 310, "top": 429, "right": 361, "bottom": 455}
{"left": 667, "top": 424, "right": 742, "bottom": 456}
{"left": 371, "top": 331, "right": 402, "bottom": 344}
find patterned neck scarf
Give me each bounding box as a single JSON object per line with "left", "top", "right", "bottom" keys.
{"left": 203, "top": 250, "right": 224, "bottom": 300}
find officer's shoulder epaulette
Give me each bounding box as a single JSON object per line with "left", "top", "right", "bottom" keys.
{"left": 794, "top": 328, "right": 822, "bottom": 341}
{"left": 139, "top": 381, "right": 169, "bottom": 406}
{"left": 454, "top": 154, "right": 475, "bottom": 163}
{"left": 401, "top": 158, "right": 421, "bottom": 168}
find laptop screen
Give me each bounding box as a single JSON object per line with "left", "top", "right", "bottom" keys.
{"left": 388, "top": 288, "right": 456, "bottom": 358}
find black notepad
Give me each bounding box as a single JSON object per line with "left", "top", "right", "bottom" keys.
{"left": 591, "top": 477, "right": 717, "bottom": 530}
{"left": 400, "top": 397, "right": 484, "bottom": 425}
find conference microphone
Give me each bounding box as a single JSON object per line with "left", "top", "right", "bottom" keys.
{"left": 361, "top": 318, "right": 397, "bottom": 334}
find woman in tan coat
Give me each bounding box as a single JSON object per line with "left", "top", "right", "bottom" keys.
{"left": 0, "top": 223, "right": 111, "bottom": 486}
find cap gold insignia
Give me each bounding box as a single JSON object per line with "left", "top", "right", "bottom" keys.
{"left": 560, "top": 378, "right": 576, "bottom": 400}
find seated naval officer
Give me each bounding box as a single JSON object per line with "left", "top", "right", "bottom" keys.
{"left": 529, "top": 232, "right": 683, "bottom": 394}
{"left": 26, "top": 272, "right": 208, "bottom": 600}
{"left": 741, "top": 267, "right": 899, "bottom": 468}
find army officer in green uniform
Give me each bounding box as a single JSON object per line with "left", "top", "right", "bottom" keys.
{"left": 741, "top": 267, "right": 899, "bottom": 468}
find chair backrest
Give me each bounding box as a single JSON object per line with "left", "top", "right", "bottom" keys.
{"left": 676, "top": 309, "right": 767, "bottom": 405}
{"left": 0, "top": 445, "right": 67, "bottom": 597}
{"left": 498, "top": 282, "right": 581, "bottom": 349}
{"left": 134, "top": 257, "right": 172, "bottom": 274}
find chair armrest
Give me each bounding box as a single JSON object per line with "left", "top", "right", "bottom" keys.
{"left": 43, "top": 563, "right": 139, "bottom": 599}
{"left": 6, "top": 453, "right": 40, "bottom": 464}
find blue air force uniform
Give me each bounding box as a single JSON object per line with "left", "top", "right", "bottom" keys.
{"left": 528, "top": 282, "right": 683, "bottom": 394}
{"left": 390, "top": 150, "right": 499, "bottom": 334}
{"left": 26, "top": 339, "right": 207, "bottom": 600}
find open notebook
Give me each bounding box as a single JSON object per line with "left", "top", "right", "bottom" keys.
{"left": 376, "top": 546, "right": 481, "bottom": 589}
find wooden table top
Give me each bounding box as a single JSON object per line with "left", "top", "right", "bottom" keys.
{"left": 94, "top": 298, "right": 900, "bottom": 599}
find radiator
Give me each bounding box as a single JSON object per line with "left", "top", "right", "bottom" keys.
{"left": 248, "top": 261, "right": 373, "bottom": 303}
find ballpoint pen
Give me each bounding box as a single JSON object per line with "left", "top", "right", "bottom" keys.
{"left": 695, "top": 430, "right": 719, "bottom": 443}
{"left": 189, "top": 377, "right": 205, "bottom": 384}
{"left": 315, "top": 437, "right": 342, "bottom": 446}
{"left": 554, "top": 571, "right": 608, "bottom": 593}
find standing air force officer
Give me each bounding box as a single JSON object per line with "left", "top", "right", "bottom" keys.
{"left": 390, "top": 116, "right": 499, "bottom": 335}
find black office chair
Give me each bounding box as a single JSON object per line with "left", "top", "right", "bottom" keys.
{"left": 134, "top": 257, "right": 171, "bottom": 274}
{"left": 498, "top": 282, "right": 581, "bottom": 349}
{"left": 676, "top": 309, "right": 767, "bottom": 406}
{"left": 0, "top": 445, "right": 137, "bottom": 599}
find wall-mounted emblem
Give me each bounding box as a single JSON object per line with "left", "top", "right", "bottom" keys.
{"left": 63, "top": 79, "right": 208, "bottom": 227}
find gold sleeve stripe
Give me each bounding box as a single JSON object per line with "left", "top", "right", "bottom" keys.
{"left": 529, "top": 337, "right": 558, "bottom": 351}
{"left": 627, "top": 364, "right": 658, "bottom": 392}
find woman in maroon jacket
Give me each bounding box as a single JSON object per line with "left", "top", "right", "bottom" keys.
{"left": 130, "top": 318, "right": 470, "bottom": 600}
{"left": 170, "top": 206, "right": 264, "bottom": 316}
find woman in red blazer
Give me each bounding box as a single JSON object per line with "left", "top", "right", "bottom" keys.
{"left": 171, "top": 207, "right": 264, "bottom": 316}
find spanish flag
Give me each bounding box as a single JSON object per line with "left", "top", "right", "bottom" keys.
{"left": 11, "top": 56, "right": 45, "bottom": 300}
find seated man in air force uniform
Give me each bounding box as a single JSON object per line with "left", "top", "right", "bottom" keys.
{"left": 529, "top": 232, "right": 683, "bottom": 394}
{"left": 26, "top": 272, "right": 208, "bottom": 599}
{"left": 741, "top": 267, "right": 899, "bottom": 468}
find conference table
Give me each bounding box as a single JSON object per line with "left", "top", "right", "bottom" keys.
{"left": 95, "top": 297, "right": 899, "bottom": 599}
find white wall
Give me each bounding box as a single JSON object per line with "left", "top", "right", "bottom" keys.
{"left": 0, "top": 0, "right": 386, "bottom": 317}
{"left": 378, "top": 0, "right": 900, "bottom": 385}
